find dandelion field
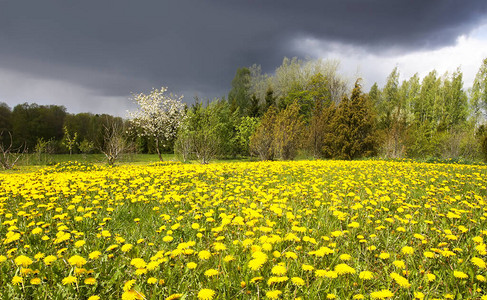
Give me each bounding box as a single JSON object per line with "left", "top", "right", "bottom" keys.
{"left": 0, "top": 160, "right": 486, "bottom": 300}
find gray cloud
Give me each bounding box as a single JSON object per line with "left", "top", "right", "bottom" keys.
{"left": 0, "top": 0, "right": 486, "bottom": 114}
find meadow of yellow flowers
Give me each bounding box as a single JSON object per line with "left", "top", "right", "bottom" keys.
{"left": 0, "top": 160, "right": 486, "bottom": 299}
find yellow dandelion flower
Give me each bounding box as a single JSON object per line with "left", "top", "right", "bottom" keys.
{"left": 87, "top": 296, "right": 100, "bottom": 300}
{"left": 123, "top": 280, "right": 136, "bottom": 292}
{"left": 122, "top": 244, "right": 134, "bottom": 252}
{"left": 291, "top": 277, "right": 305, "bottom": 286}
{"left": 213, "top": 242, "right": 227, "bottom": 251}
{"left": 31, "top": 227, "right": 43, "bottom": 235}
{"left": 471, "top": 257, "right": 486, "bottom": 269}
{"left": 250, "top": 276, "right": 263, "bottom": 283}
{"left": 334, "top": 263, "right": 356, "bottom": 275}
{"left": 393, "top": 260, "right": 406, "bottom": 269}
{"left": 84, "top": 277, "right": 97, "bottom": 285}
{"left": 223, "top": 255, "right": 235, "bottom": 262}
{"left": 266, "top": 290, "right": 282, "bottom": 299}
{"left": 130, "top": 258, "right": 147, "bottom": 269}
{"left": 271, "top": 264, "right": 287, "bottom": 275}
{"left": 267, "top": 276, "right": 288, "bottom": 285}
{"left": 198, "top": 250, "right": 212, "bottom": 260}
{"left": 248, "top": 259, "right": 265, "bottom": 271}
{"left": 284, "top": 251, "right": 298, "bottom": 259}
{"left": 166, "top": 294, "right": 183, "bottom": 300}
{"left": 101, "top": 230, "right": 111, "bottom": 237}
{"left": 197, "top": 288, "right": 216, "bottom": 300}
{"left": 105, "top": 244, "right": 118, "bottom": 252}
{"left": 359, "top": 271, "right": 374, "bottom": 280}
{"left": 390, "top": 272, "right": 411, "bottom": 288}
{"left": 379, "top": 252, "right": 390, "bottom": 259}
{"left": 34, "top": 253, "right": 45, "bottom": 260}
{"left": 121, "top": 290, "right": 145, "bottom": 300}
{"left": 147, "top": 277, "right": 157, "bottom": 284}
{"left": 43, "top": 255, "right": 57, "bottom": 266}
{"left": 68, "top": 255, "right": 87, "bottom": 267}
{"left": 74, "top": 240, "right": 86, "bottom": 248}
{"left": 62, "top": 276, "right": 77, "bottom": 285}
{"left": 12, "top": 276, "right": 23, "bottom": 285}
{"left": 426, "top": 273, "right": 436, "bottom": 282}
{"left": 401, "top": 246, "right": 414, "bottom": 255}
{"left": 204, "top": 269, "right": 219, "bottom": 277}
{"left": 135, "top": 268, "right": 147, "bottom": 275}
{"left": 14, "top": 255, "right": 33, "bottom": 267}
{"left": 370, "top": 289, "right": 394, "bottom": 299}
{"left": 453, "top": 271, "right": 468, "bottom": 279}
{"left": 163, "top": 236, "right": 174, "bottom": 242}
{"left": 89, "top": 251, "right": 102, "bottom": 260}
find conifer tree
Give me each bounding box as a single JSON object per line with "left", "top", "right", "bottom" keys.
{"left": 330, "top": 79, "right": 378, "bottom": 159}
{"left": 264, "top": 87, "right": 276, "bottom": 112}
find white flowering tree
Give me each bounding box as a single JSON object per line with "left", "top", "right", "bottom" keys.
{"left": 128, "top": 87, "right": 185, "bottom": 160}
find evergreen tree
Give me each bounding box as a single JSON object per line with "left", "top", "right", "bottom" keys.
{"left": 264, "top": 87, "right": 276, "bottom": 112}
{"left": 329, "top": 79, "right": 378, "bottom": 159}
{"left": 228, "top": 67, "right": 251, "bottom": 116}
{"left": 247, "top": 94, "right": 261, "bottom": 118}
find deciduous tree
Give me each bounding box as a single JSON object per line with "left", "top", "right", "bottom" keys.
{"left": 128, "top": 87, "right": 185, "bottom": 160}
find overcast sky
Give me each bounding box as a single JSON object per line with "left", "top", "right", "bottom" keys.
{"left": 1, "top": 0, "right": 487, "bottom": 116}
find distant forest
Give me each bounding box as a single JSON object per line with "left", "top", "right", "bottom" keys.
{"left": 1, "top": 57, "right": 487, "bottom": 162}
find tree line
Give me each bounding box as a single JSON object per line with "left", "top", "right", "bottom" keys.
{"left": 1, "top": 57, "right": 487, "bottom": 166}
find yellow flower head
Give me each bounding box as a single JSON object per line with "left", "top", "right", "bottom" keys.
{"left": 68, "top": 255, "right": 87, "bottom": 267}
{"left": 62, "top": 276, "right": 77, "bottom": 285}
{"left": 197, "top": 288, "right": 216, "bottom": 300}
{"left": 265, "top": 290, "right": 282, "bottom": 299}
{"left": 14, "top": 255, "right": 33, "bottom": 268}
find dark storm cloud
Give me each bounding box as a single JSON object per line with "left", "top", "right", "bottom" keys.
{"left": 0, "top": 0, "right": 486, "bottom": 111}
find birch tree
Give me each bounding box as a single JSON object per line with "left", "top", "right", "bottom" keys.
{"left": 128, "top": 87, "right": 185, "bottom": 160}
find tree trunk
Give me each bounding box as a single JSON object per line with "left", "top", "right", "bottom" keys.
{"left": 155, "top": 138, "right": 163, "bottom": 161}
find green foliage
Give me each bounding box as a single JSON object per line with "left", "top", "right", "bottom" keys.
{"left": 11, "top": 103, "right": 66, "bottom": 151}
{"left": 0, "top": 103, "right": 12, "bottom": 146}
{"left": 62, "top": 126, "right": 78, "bottom": 155}
{"left": 235, "top": 116, "right": 259, "bottom": 156}
{"left": 247, "top": 94, "right": 261, "bottom": 118}
{"left": 481, "top": 134, "right": 487, "bottom": 162}
{"left": 327, "top": 80, "right": 378, "bottom": 160}
{"left": 264, "top": 87, "right": 276, "bottom": 112}
{"left": 249, "top": 107, "right": 277, "bottom": 160}
{"left": 78, "top": 139, "right": 95, "bottom": 154}
{"left": 228, "top": 67, "right": 251, "bottom": 117}
{"left": 175, "top": 100, "right": 239, "bottom": 163}
{"left": 306, "top": 101, "right": 335, "bottom": 159}
{"left": 273, "top": 101, "right": 305, "bottom": 160}
{"left": 279, "top": 88, "right": 313, "bottom": 121}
